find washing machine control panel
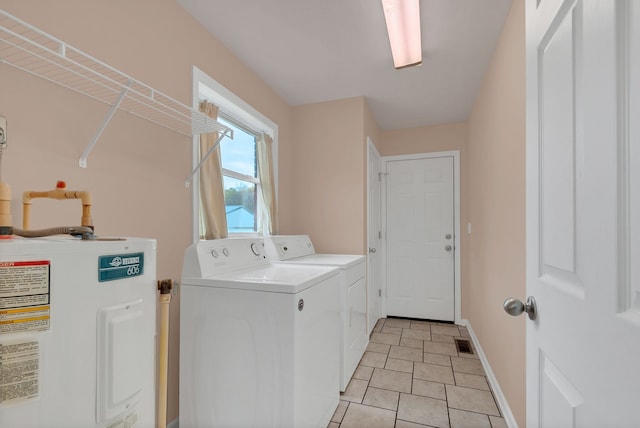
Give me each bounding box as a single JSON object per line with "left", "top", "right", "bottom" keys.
{"left": 209, "top": 247, "right": 232, "bottom": 258}
{"left": 185, "top": 238, "right": 268, "bottom": 278}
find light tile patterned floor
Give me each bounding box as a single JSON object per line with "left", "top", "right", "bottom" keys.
{"left": 329, "top": 318, "right": 507, "bottom": 428}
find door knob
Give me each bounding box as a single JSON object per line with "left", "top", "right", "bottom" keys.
{"left": 445, "top": 245, "right": 452, "bottom": 252}
{"left": 369, "top": 247, "right": 377, "bottom": 254}
{"left": 503, "top": 296, "right": 537, "bottom": 320}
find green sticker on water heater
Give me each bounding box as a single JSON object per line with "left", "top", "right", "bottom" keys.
{"left": 98, "top": 253, "right": 144, "bottom": 282}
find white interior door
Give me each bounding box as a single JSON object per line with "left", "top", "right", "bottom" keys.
{"left": 525, "top": 0, "right": 640, "bottom": 426}
{"left": 385, "top": 156, "right": 454, "bottom": 321}
{"left": 367, "top": 139, "right": 382, "bottom": 333}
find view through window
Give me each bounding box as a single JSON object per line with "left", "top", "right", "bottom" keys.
{"left": 218, "top": 115, "right": 260, "bottom": 233}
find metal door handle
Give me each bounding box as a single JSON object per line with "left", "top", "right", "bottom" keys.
{"left": 445, "top": 245, "right": 452, "bottom": 252}
{"left": 503, "top": 296, "right": 537, "bottom": 320}
{"left": 369, "top": 247, "right": 377, "bottom": 254}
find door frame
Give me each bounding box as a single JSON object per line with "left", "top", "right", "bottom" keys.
{"left": 366, "top": 137, "right": 382, "bottom": 333}
{"left": 381, "top": 150, "right": 461, "bottom": 323}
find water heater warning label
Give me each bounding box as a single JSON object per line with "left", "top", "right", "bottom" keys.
{"left": 0, "top": 340, "right": 39, "bottom": 405}
{"left": 0, "top": 261, "right": 50, "bottom": 334}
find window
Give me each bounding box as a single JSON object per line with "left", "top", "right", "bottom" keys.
{"left": 192, "top": 67, "right": 278, "bottom": 242}
{"left": 218, "top": 115, "right": 259, "bottom": 233}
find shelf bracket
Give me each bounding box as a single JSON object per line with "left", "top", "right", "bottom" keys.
{"left": 79, "top": 79, "right": 133, "bottom": 168}
{"left": 2, "top": 11, "right": 233, "bottom": 171}
{"left": 184, "top": 128, "right": 233, "bottom": 188}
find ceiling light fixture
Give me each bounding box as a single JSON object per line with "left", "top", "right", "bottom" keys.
{"left": 381, "top": 0, "right": 422, "bottom": 69}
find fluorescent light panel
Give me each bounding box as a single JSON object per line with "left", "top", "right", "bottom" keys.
{"left": 381, "top": 0, "right": 422, "bottom": 69}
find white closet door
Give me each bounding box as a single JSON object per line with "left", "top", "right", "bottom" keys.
{"left": 525, "top": 1, "right": 640, "bottom": 426}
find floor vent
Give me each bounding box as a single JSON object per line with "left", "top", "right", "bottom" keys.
{"left": 454, "top": 338, "right": 473, "bottom": 354}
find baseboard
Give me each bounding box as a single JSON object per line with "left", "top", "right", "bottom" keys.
{"left": 458, "top": 319, "right": 519, "bottom": 428}
{"left": 167, "top": 417, "right": 179, "bottom": 428}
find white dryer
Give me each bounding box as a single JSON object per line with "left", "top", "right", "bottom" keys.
{"left": 180, "top": 237, "right": 341, "bottom": 428}
{"left": 264, "top": 235, "right": 368, "bottom": 391}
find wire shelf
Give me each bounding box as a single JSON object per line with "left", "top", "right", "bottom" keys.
{"left": 0, "top": 10, "right": 231, "bottom": 165}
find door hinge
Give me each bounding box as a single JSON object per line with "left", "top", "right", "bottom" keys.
{"left": 378, "top": 172, "right": 388, "bottom": 181}
{"left": 378, "top": 289, "right": 382, "bottom": 297}
{"left": 378, "top": 231, "right": 382, "bottom": 239}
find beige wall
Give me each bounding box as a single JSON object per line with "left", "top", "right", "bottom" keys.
{"left": 286, "top": 98, "right": 379, "bottom": 255}
{"left": 379, "top": 122, "right": 468, "bottom": 157}
{"left": 380, "top": 122, "right": 471, "bottom": 318}
{"left": 290, "top": 97, "right": 368, "bottom": 254}
{"left": 0, "top": 1, "right": 292, "bottom": 422}
{"left": 467, "top": 0, "right": 526, "bottom": 426}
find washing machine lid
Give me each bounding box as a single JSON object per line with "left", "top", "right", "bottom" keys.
{"left": 183, "top": 263, "right": 339, "bottom": 293}
{"left": 273, "top": 254, "right": 365, "bottom": 270}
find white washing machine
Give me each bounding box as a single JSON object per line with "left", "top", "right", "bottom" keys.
{"left": 180, "top": 237, "right": 341, "bottom": 428}
{"left": 264, "top": 235, "right": 368, "bottom": 391}
{"left": 0, "top": 236, "right": 156, "bottom": 428}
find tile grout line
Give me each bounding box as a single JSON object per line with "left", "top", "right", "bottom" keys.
{"left": 339, "top": 317, "right": 508, "bottom": 428}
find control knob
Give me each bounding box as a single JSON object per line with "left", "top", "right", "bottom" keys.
{"left": 251, "top": 242, "right": 262, "bottom": 256}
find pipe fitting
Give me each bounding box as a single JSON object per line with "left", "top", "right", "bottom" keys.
{"left": 22, "top": 181, "right": 93, "bottom": 230}
{"left": 157, "top": 279, "right": 174, "bottom": 295}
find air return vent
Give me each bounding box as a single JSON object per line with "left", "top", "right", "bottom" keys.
{"left": 454, "top": 338, "right": 473, "bottom": 355}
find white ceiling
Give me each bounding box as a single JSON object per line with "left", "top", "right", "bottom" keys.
{"left": 177, "top": 0, "right": 513, "bottom": 130}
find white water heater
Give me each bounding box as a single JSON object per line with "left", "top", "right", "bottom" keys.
{"left": 0, "top": 236, "right": 156, "bottom": 428}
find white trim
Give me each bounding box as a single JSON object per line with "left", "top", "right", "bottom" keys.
{"left": 167, "top": 417, "right": 179, "bottom": 428}
{"left": 459, "top": 319, "right": 519, "bottom": 428}
{"left": 191, "top": 66, "right": 279, "bottom": 242}
{"left": 381, "top": 150, "right": 462, "bottom": 323}
{"left": 194, "top": 67, "right": 277, "bottom": 139}
{"left": 222, "top": 168, "right": 260, "bottom": 185}
{"left": 366, "top": 137, "right": 382, "bottom": 334}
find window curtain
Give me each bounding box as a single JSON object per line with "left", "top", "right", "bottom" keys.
{"left": 199, "top": 101, "right": 228, "bottom": 239}
{"left": 256, "top": 132, "right": 278, "bottom": 235}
